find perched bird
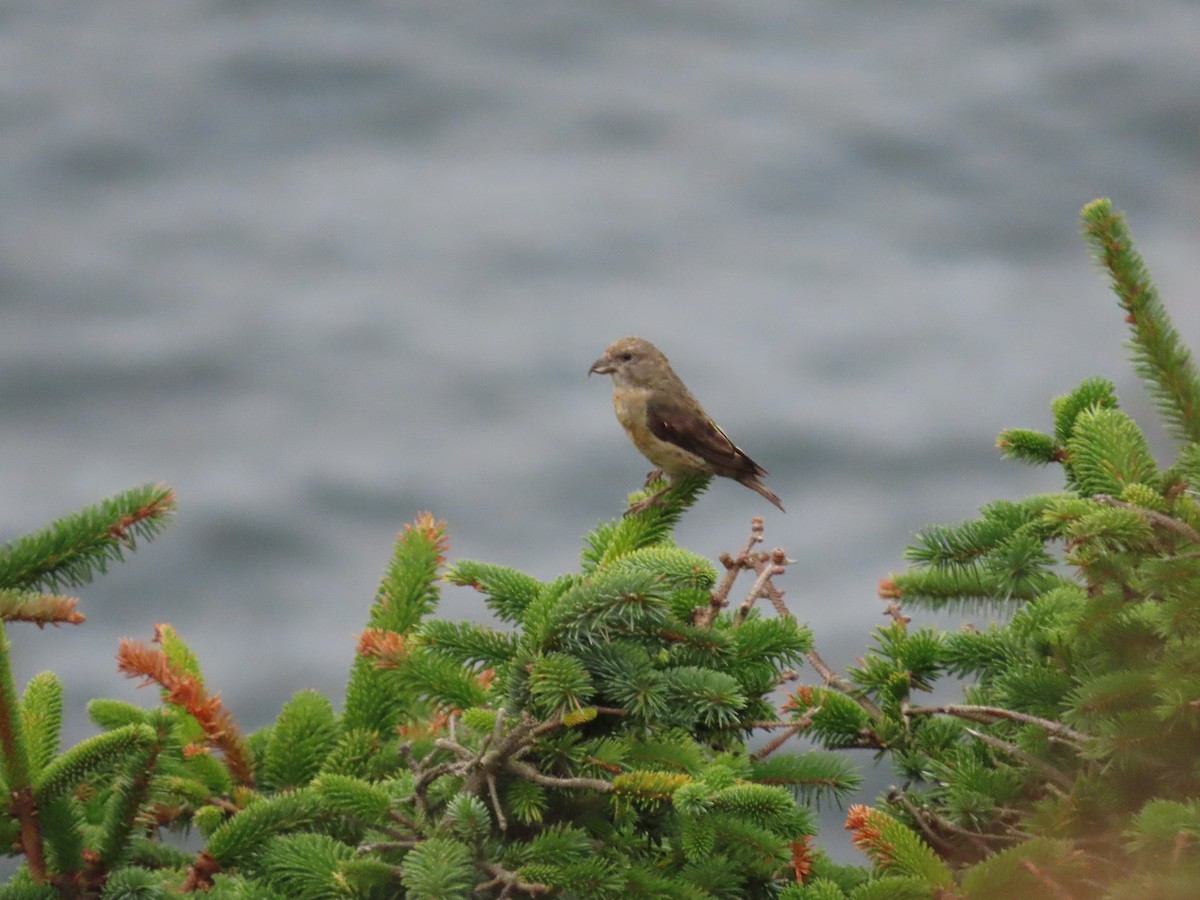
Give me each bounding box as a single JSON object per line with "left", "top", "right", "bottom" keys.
{"left": 588, "top": 336, "right": 784, "bottom": 513}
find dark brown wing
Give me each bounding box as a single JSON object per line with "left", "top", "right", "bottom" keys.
{"left": 646, "top": 395, "right": 767, "bottom": 479}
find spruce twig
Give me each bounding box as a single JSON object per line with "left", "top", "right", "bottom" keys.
{"left": 0, "top": 484, "right": 175, "bottom": 591}
{"left": 0, "top": 620, "right": 47, "bottom": 883}
{"left": 1081, "top": 198, "right": 1200, "bottom": 445}
{"left": 0, "top": 590, "right": 85, "bottom": 627}
{"left": 117, "top": 624, "right": 254, "bottom": 786}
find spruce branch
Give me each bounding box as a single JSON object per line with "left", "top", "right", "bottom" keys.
{"left": 203, "top": 788, "right": 326, "bottom": 870}
{"left": 0, "top": 620, "right": 47, "bottom": 883}
{"left": 21, "top": 673, "right": 63, "bottom": 779}
{"left": 117, "top": 624, "right": 253, "bottom": 786}
{"left": 486, "top": 768, "right": 507, "bottom": 832}
{"left": 996, "top": 428, "right": 1060, "bottom": 465}
{"left": 91, "top": 719, "right": 166, "bottom": 873}
{"left": 890, "top": 790, "right": 1037, "bottom": 867}
{"left": 0, "top": 589, "right": 85, "bottom": 627}
{"left": 0, "top": 483, "right": 175, "bottom": 591}
{"left": 346, "top": 513, "right": 451, "bottom": 736}
{"left": 1081, "top": 198, "right": 1200, "bottom": 445}
{"left": 583, "top": 473, "right": 710, "bottom": 570}
{"left": 443, "top": 561, "right": 544, "bottom": 623}
{"left": 622, "top": 471, "right": 711, "bottom": 519}
{"left": 844, "top": 803, "right": 956, "bottom": 887}
{"left": 32, "top": 723, "right": 155, "bottom": 807}
{"left": 370, "top": 512, "right": 448, "bottom": 634}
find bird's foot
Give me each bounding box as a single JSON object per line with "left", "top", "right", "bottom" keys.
{"left": 643, "top": 468, "right": 665, "bottom": 487}
{"left": 624, "top": 488, "right": 669, "bottom": 517}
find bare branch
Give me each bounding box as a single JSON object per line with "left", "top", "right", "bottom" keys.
{"left": 735, "top": 554, "right": 787, "bottom": 625}
{"left": 487, "top": 772, "right": 507, "bottom": 832}
{"left": 507, "top": 759, "right": 613, "bottom": 793}
{"left": 1093, "top": 493, "right": 1200, "bottom": 546}
{"left": 476, "top": 860, "right": 553, "bottom": 896}
{"left": 889, "top": 789, "right": 1013, "bottom": 856}
{"left": 804, "top": 648, "right": 882, "bottom": 718}
{"left": 696, "top": 518, "right": 765, "bottom": 627}
{"left": 905, "top": 703, "right": 1089, "bottom": 745}
{"left": 964, "top": 727, "right": 1076, "bottom": 789}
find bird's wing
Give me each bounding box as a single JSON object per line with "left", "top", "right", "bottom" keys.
{"left": 645, "top": 395, "right": 767, "bottom": 478}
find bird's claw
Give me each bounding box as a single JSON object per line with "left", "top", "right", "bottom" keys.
{"left": 624, "top": 488, "right": 669, "bottom": 517}
{"left": 643, "top": 468, "right": 665, "bottom": 487}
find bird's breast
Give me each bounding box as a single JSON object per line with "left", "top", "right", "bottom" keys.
{"left": 611, "top": 385, "right": 650, "bottom": 432}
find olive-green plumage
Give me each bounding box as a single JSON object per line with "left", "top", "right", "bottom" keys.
{"left": 589, "top": 336, "right": 784, "bottom": 512}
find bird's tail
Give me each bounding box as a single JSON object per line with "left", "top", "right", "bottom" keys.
{"left": 741, "top": 476, "right": 785, "bottom": 513}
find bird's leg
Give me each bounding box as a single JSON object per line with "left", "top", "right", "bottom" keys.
{"left": 643, "top": 468, "right": 665, "bottom": 487}
{"left": 625, "top": 473, "right": 673, "bottom": 516}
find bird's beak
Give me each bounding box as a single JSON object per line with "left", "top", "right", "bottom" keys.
{"left": 588, "top": 356, "right": 615, "bottom": 377}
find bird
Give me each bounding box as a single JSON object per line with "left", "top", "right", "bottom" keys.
{"left": 588, "top": 336, "right": 784, "bottom": 513}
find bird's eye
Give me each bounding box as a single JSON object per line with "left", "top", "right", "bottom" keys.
{"left": 619, "top": 352, "right": 633, "bottom": 362}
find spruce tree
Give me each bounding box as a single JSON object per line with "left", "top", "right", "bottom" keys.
{"left": 0, "top": 480, "right": 862, "bottom": 896}
{"left": 784, "top": 201, "right": 1200, "bottom": 898}
{"left": 4, "top": 200, "right": 1195, "bottom": 899}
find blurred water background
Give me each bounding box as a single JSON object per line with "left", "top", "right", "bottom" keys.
{"left": 2, "top": 0, "right": 1199, "bottom": 861}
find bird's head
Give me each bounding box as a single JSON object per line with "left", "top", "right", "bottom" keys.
{"left": 588, "top": 336, "right": 670, "bottom": 387}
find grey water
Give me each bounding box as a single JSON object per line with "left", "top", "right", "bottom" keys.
{"left": 2, "top": 0, "right": 1199, "bottom": 864}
